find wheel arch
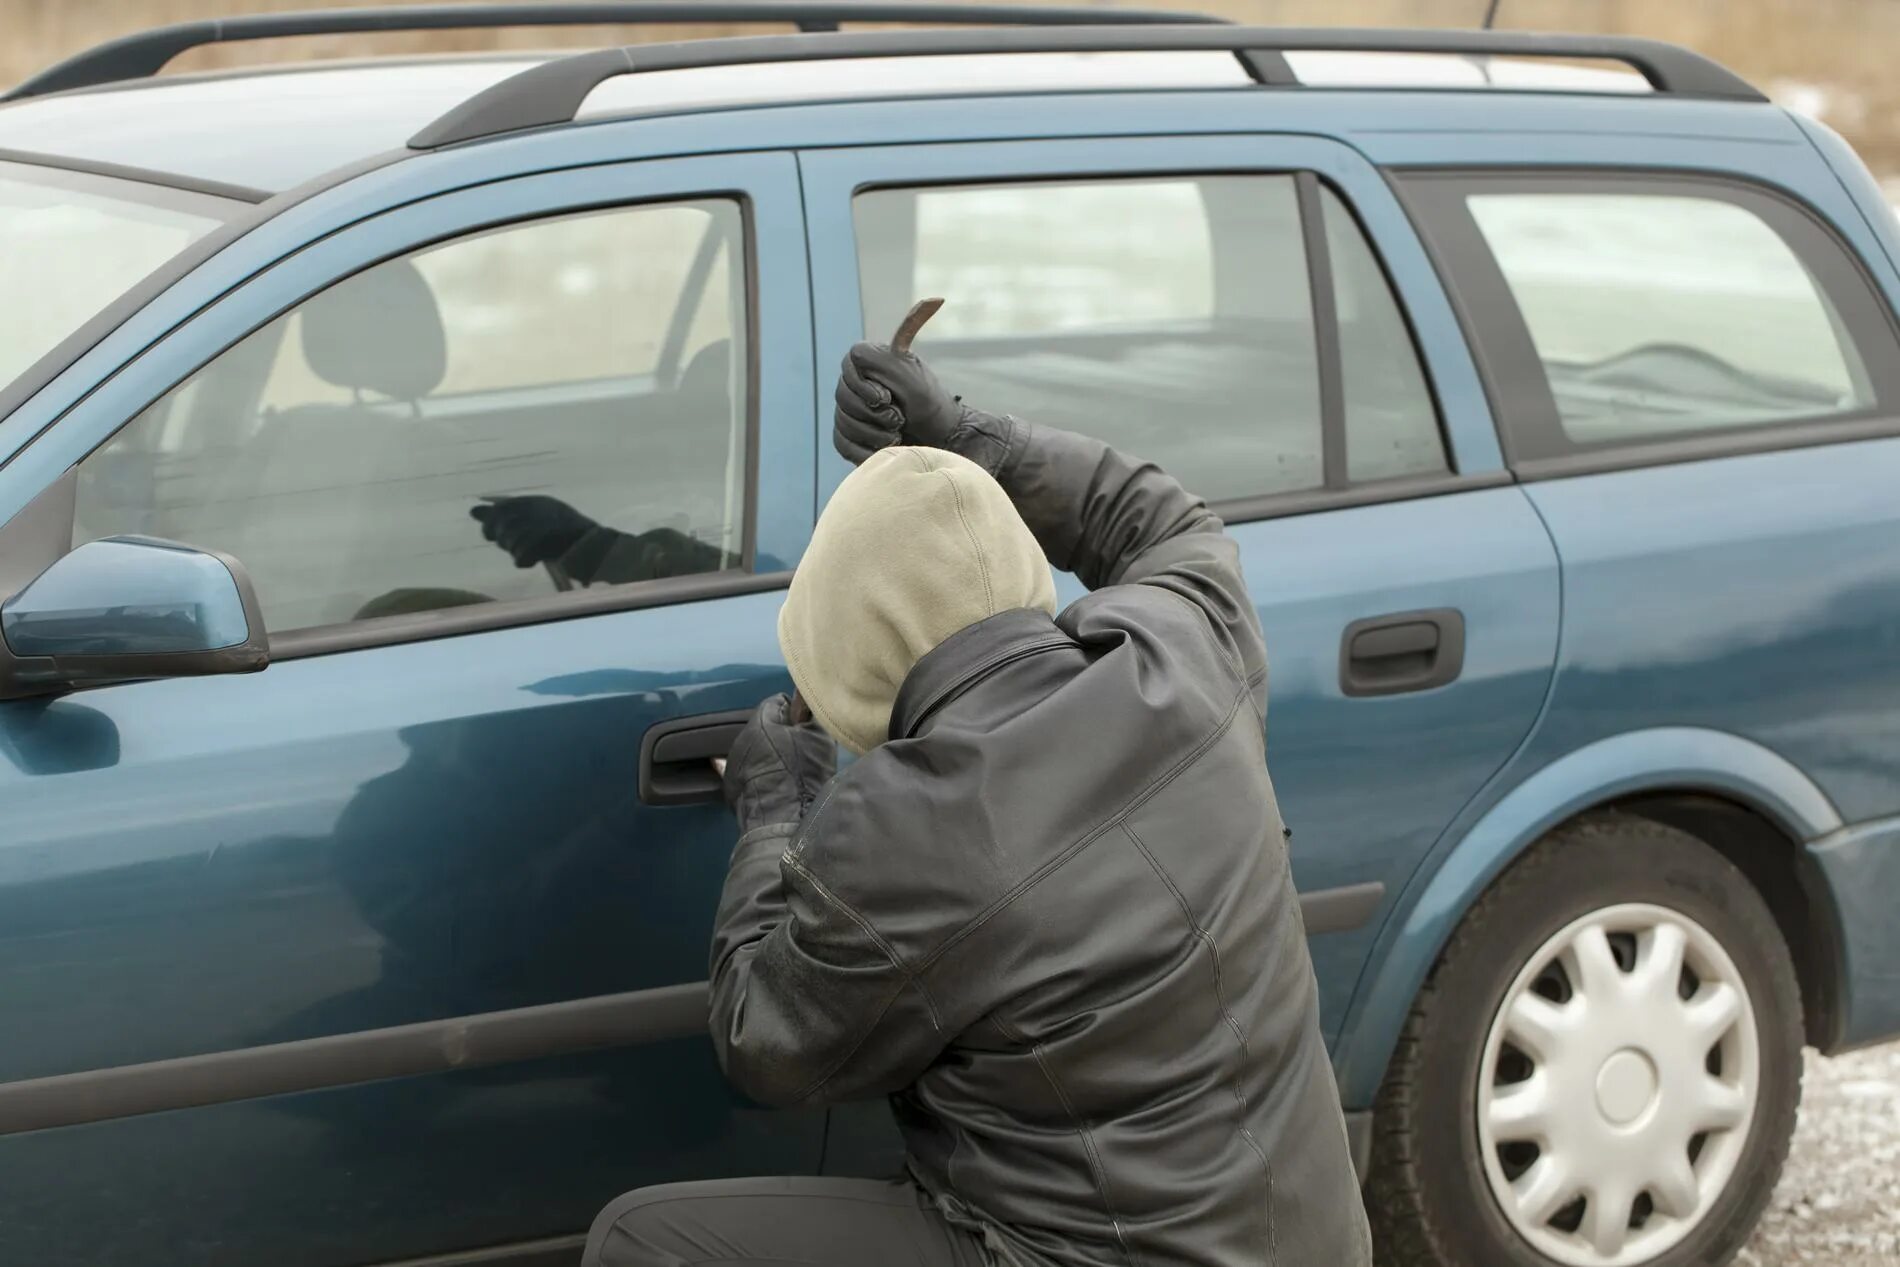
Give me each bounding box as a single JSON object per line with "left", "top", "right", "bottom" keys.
{"left": 1334, "top": 726, "right": 1843, "bottom": 1108}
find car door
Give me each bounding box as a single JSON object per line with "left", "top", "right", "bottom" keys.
{"left": 800, "top": 133, "right": 1559, "bottom": 1144}
{"left": 0, "top": 152, "right": 819, "bottom": 1267}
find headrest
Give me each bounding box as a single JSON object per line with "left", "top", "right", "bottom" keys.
{"left": 300, "top": 257, "right": 446, "bottom": 401}
{"left": 679, "top": 339, "right": 731, "bottom": 398}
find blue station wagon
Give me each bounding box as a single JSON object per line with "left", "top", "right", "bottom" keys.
{"left": 3, "top": 7, "right": 1900, "bottom": 1267}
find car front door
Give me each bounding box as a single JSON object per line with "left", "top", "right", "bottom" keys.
{"left": 800, "top": 134, "right": 1559, "bottom": 1154}
{"left": 0, "top": 152, "right": 819, "bottom": 1267}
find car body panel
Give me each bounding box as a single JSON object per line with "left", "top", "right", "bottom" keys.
{"left": 1806, "top": 811, "right": 1900, "bottom": 1049}
{"left": 0, "top": 148, "right": 819, "bottom": 1266}
{"left": 1794, "top": 110, "right": 1900, "bottom": 280}
{"left": 0, "top": 54, "right": 1896, "bottom": 1264}
{"left": 0, "top": 602, "right": 819, "bottom": 1267}
{"left": 1334, "top": 724, "right": 1845, "bottom": 1105}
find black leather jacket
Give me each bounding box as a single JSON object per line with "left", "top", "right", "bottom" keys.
{"left": 709, "top": 419, "right": 1371, "bottom": 1266}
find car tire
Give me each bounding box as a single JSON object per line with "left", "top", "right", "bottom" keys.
{"left": 1365, "top": 812, "right": 1803, "bottom": 1267}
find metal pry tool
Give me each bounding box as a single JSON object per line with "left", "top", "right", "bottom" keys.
{"left": 891, "top": 296, "right": 944, "bottom": 356}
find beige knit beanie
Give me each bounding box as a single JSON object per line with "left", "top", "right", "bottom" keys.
{"left": 777, "top": 445, "right": 1057, "bottom": 755}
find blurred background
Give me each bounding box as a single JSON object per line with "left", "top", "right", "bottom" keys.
{"left": 6, "top": 0, "right": 1900, "bottom": 195}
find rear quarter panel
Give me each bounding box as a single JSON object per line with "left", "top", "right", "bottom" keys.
{"left": 1335, "top": 100, "right": 1900, "bottom": 1102}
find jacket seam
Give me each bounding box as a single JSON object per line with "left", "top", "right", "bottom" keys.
{"left": 789, "top": 977, "right": 911, "bottom": 1106}
{"left": 738, "top": 821, "right": 801, "bottom": 846}
{"left": 1147, "top": 577, "right": 1255, "bottom": 694}
{"left": 995, "top": 1013, "right": 1143, "bottom": 1267}
{"left": 1120, "top": 821, "right": 1276, "bottom": 1252}
{"left": 915, "top": 674, "right": 1252, "bottom": 974}
{"left": 786, "top": 853, "right": 945, "bottom": 1031}
{"left": 767, "top": 859, "right": 920, "bottom": 1106}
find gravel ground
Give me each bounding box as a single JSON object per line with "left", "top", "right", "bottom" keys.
{"left": 1739, "top": 1043, "right": 1900, "bottom": 1265}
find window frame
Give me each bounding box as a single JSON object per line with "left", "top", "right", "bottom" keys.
{"left": 1396, "top": 167, "right": 1900, "bottom": 480}
{"left": 845, "top": 165, "right": 1460, "bottom": 522}
{"left": 57, "top": 187, "right": 779, "bottom": 664}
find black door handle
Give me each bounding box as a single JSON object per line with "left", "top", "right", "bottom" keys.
{"left": 639, "top": 709, "right": 752, "bottom": 806}
{"left": 1340, "top": 608, "right": 1465, "bottom": 697}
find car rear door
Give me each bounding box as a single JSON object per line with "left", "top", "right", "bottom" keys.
{"left": 0, "top": 152, "right": 820, "bottom": 1267}
{"left": 800, "top": 133, "right": 1559, "bottom": 1138}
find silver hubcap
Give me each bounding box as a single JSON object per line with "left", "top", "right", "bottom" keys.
{"left": 1476, "top": 903, "right": 1759, "bottom": 1266}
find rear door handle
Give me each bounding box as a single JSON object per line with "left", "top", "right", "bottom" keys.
{"left": 1340, "top": 608, "right": 1465, "bottom": 697}
{"left": 639, "top": 709, "right": 752, "bottom": 806}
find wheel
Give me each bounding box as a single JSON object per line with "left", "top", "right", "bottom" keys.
{"left": 1366, "top": 813, "right": 1803, "bottom": 1267}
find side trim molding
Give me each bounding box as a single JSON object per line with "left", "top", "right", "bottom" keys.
{"left": 0, "top": 982, "right": 709, "bottom": 1137}
{"left": 0, "top": 886, "right": 1382, "bottom": 1136}
{"left": 1300, "top": 881, "right": 1386, "bottom": 936}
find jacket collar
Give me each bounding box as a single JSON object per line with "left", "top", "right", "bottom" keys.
{"left": 888, "top": 607, "right": 1070, "bottom": 743}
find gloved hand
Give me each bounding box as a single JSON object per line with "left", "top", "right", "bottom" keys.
{"left": 721, "top": 693, "right": 837, "bottom": 829}
{"left": 833, "top": 341, "right": 966, "bottom": 463}
{"left": 470, "top": 496, "right": 597, "bottom": 569}
{"left": 564, "top": 526, "right": 729, "bottom": 587}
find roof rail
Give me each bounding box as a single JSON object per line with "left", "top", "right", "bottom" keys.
{"left": 3, "top": 3, "right": 1223, "bottom": 102}
{"left": 408, "top": 24, "right": 1766, "bottom": 149}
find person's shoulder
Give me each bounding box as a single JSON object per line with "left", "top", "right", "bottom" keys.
{"left": 1058, "top": 581, "right": 1243, "bottom": 685}
{"left": 790, "top": 742, "right": 1010, "bottom": 959}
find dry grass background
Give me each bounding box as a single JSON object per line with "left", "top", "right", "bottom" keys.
{"left": 3, "top": 1, "right": 1899, "bottom": 178}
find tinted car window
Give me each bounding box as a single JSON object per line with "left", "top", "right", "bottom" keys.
{"left": 74, "top": 199, "right": 748, "bottom": 634}
{"left": 1468, "top": 190, "right": 1873, "bottom": 444}
{"left": 853, "top": 174, "right": 1442, "bottom": 505}
{"left": 1323, "top": 186, "right": 1446, "bottom": 482}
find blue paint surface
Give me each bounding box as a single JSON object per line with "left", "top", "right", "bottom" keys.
{"left": 0, "top": 70, "right": 1898, "bottom": 1264}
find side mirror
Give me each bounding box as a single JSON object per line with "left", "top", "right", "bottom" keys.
{"left": 0, "top": 536, "right": 268, "bottom": 699}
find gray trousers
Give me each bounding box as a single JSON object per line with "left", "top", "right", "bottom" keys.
{"left": 583, "top": 1176, "right": 990, "bottom": 1267}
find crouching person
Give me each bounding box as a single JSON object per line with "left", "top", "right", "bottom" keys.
{"left": 583, "top": 342, "right": 1371, "bottom": 1267}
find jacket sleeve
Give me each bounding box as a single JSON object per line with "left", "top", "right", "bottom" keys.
{"left": 957, "top": 413, "right": 1266, "bottom": 693}
{"left": 561, "top": 525, "right": 732, "bottom": 587}
{"left": 707, "top": 809, "right": 949, "bottom": 1108}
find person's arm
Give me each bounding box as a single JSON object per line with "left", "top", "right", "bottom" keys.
{"left": 708, "top": 697, "right": 949, "bottom": 1106}
{"left": 834, "top": 343, "right": 1265, "bottom": 690}
{"left": 470, "top": 497, "right": 729, "bottom": 586}
{"left": 563, "top": 524, "right": 730, "bottom": 586}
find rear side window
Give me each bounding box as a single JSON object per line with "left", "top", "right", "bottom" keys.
{"left": 852, "top": 174, "right": 1445, "bottom": 508}
{"left": 1406, "top": 174, "right": 1900, "bottom": 464}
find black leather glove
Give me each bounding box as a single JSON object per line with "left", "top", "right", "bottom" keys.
{"left": 833, "top": 341, "right": 967, "bottom": 462}
{"left": 833, "top": 342, "right": 1018, "bottom": 474}
{"left": 470, "top": 496, "right": 597, "bottom": 568}
{"left": 721, "top": 693, "right": 837, "bottom": 829}
{"left": 563, "top": 526, "right": 728, "bottom": 587}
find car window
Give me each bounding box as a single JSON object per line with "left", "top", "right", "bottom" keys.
{"left": 852, "top": 174, "right": 1443, "bottom": 506}
{"left": 73, "top": 199, "right": 748, "bottom": 635}
{"left": 1467, "top": 190, "right": 1874, "bottom": 445}
{"left": 0, "top": 160, "right": 239, "bottom": 392}
{"left": 1323, "top": 186, "right": 1446, "bottom": 483}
